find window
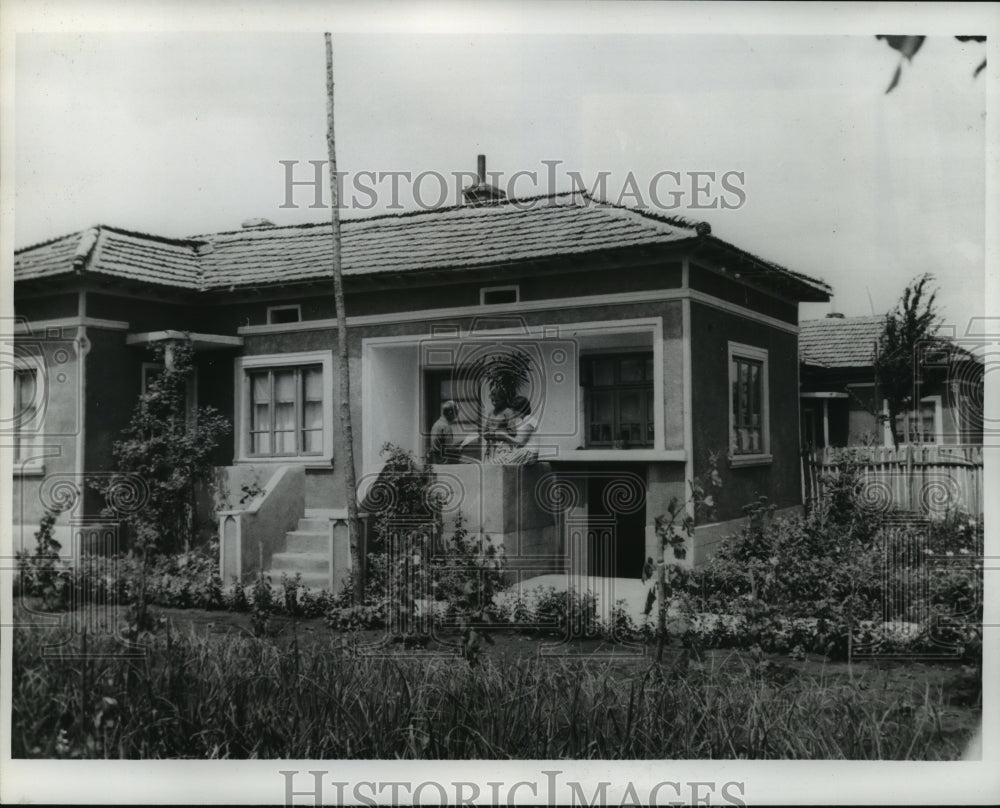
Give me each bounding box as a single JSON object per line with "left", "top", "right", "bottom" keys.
{"left": 237, "top": 350, "right": 333, "bottom": 461}
{"left": 267, "top": 304, "right": 302, "bottom": 325}
{"left": 728, "top": 342, "right": 770, "bottom": 462}
{"left": 480, "top": 285, "right": 519, "bottom": 306}
{"left": 891, "top": 395, "right": 942, "bottom": 445}
{"left": 582, "top": 353, "right": 654, "bottom": 448}
{"left": 13, "top": 365, "right": 42, "bottom": 465}
{"left": 248, "top": 366, "right": 323, "bottom": 455}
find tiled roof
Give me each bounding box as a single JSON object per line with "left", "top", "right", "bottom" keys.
{"left": 800, "top": 314, "right": 983, "bottom": 370}
{"left": 13, "top": 226, "right": 202, "bottom": 290}
{"left": 196, "top": 194, "right": 705, "bottom": 287}
{"left": 12, "top": 230, "right": 91, "bottom": 282}
{"left": 799, "top": 315, "right": 887, "bottom": 368}
{"left": 15, "top": 192, "right": 831, "bottom": 300}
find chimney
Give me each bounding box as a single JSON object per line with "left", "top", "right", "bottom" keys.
{"left": 462, "top": 154, "right": 507, "bottom": 206}
{"left": 825, "top": 312, "right": 845, "bottom": 319}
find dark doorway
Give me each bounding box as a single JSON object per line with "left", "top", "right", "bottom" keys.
{"left": 582, "top": 464, "right": 647, "bottom": 579}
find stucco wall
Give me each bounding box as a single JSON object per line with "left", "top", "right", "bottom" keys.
{"left": 689, "top": 301, "right": 801, "bottom": 521}
{"left": 15, "top": 293, "right": 80, "bottom": 322}
{"left": 242, "top": 298, "right": 686, "bottom": 510}
{"left": 205, "top": 262, "right": 683, "bottom": 329}
{"left": 86, "top": 293, "right": 200, "bottom": 332}
{"left": 689, "top": 262, "right": 799, "bottom": 324}
{"left": 11, "top": 326, "right": 84, "bottom": 548}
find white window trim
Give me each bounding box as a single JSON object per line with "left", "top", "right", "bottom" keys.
{"left": 883, "top": 394, "right": 943, "bottom": 446}
{"left": 360, "top": 317, "right": 666, "bottom": 481}
{"left": 234, "top": 350, "right": 334, "bottom": 464}
{"left": 479, "top": 285, "right": 520, "bottom": 305}
{"left": 12, "top": 352, "right": 47, "bottom": 475}
{"left": 266, "top": 304, "right": 302, "bottom": 325}
{"left": 727, "top": 341, "right": 771, "bottom": 467}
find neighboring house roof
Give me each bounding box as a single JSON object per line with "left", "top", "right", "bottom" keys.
{"left": 799, "top": 315, "right": 886, "bottom": 368}
{"left": 14, "top": 192, "right": 831, "bottom": 300}
{"left": 800, "top": 314, "right": 983, "bottom": 370}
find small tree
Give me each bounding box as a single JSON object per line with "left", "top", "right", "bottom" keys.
{"left": 646, "top": 452, "right": 721, "bottom": 663}
{"left": 873, "top": 274, "right": 942, "bottom": 448}
{"left": 92, "top": 340, "right": 230, "bottom": 629}
{"left": 476, "top": 347, "right": 532, "bottom": 408}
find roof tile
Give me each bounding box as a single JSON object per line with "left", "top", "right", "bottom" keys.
{"left": 15, "top": 193, "right": 830, "bottom": 300}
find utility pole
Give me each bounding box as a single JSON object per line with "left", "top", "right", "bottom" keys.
{"left": 324, "top": 32, "right": 364, "bottom": 603}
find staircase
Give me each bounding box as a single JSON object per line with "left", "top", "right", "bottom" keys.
{"left": 263, "top": 509, "right": 339, "bottom": 590}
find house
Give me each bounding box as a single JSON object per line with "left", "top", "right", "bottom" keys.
{"left": 9, "top": 172, "right": 832, "bottom": 588}
{"left": 799, "top": 313, "right": 984, "bottom": 449}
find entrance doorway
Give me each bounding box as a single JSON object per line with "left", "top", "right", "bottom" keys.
{"left": 581, "top": 464, "right": 647, "bottom": 579}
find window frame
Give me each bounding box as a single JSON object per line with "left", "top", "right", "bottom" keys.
{"left": 12, "top": 353, "right": 47, "bottom": 475}
{"left": 235, "top": 350, "right": 334, "bottom": 464}
{"left": 884, "top": 394, "right": 943, "bottom": 446}
{"left": 266, "top": 304, "right": 303, "bottom": 325}
{"left": 581, "top": 351, "right": 655, "bottom": 449}
{"left": 727, "top": 341, "right": 771, "bottom": 466}
{"left": 479, "top": 285, "right": 520, "bottom": 306}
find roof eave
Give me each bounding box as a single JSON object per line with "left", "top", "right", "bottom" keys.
{"left": 698, "top": 235, "right": 832, "bottom": 303}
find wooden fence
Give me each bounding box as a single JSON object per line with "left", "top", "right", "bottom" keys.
{"left": 801, "top": 445, "right": 983, "bottom": 518}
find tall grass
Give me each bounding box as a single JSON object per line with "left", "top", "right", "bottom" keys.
{"left": 12, "top": 623, "right": 972, "bottom": 760}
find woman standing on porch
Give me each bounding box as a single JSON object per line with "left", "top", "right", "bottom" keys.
{"left": 485, "top": 395, "right": 538, "bottom": 465}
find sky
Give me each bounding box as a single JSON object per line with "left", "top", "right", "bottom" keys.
{"left": 10, "top": 25, "right": 990, "bottom": 329}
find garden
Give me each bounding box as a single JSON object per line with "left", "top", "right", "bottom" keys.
{"left": 10, "top": 345, "right": 983, "bottom": 759}
{"left": 12, "top": 449, "right": 983, "bottom": 760}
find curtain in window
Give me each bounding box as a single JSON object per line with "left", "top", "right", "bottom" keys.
{"left": 272, "top": 369, "right": 296, "bottom": 454}
{"left": 302, "top": 367, "right": 324, "bottom": 453}
{"left": 247, "top": 365, "right": 324, "bottom": 457}
{"left": 250, "top": 373, "right": 271, "bottom": 454}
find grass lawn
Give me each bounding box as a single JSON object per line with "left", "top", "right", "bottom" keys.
{"left": 11, "top": 598, "right": 982, "bottom": 760}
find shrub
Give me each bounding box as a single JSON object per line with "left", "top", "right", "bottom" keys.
{"left": 16, "top": 511, "right": 70, "bottom": 610}
{"left": 334, "top": 445, "right": 510, "bottom": 635}
{"left": 249, "top": 574, "right": 275, "bottom": 637}
{"left": 90, "top": 341, "right": 231, "bottom": 556}
{"left": 689, "top": 492, "right": 983, "bottom": 661}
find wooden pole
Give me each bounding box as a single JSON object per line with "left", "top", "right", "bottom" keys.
{"left": 324, "top": 33, "right": 364, "bottom": 603}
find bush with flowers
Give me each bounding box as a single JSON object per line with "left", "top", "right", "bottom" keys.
{"left": 688, "top": 482, "right": 983, "bottom": 662}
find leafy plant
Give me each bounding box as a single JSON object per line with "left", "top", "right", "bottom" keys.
{"left": 873, "top": 273, "right": 942, "bottom": 448}
{"left": 89, "top": 341, "right": 230, "bottom": 635}
{"left": 249, "top": 573, "right": 274, "bottom": 638}
{"left": 646, "top": 450, "right": 721, "bottom": 661}
{"left": 16, "top": 510, "right": 69, "bottom": 610}
{"left": 475, "top": 346, "right": 532, "bottom": 410}
{"left": 12, "top": 614, "right": 979, "bottom": 760}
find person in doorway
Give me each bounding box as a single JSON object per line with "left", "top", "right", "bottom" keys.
{"left": 482, "top": 390, "right": 514, "bottom": 462}
{"left": 429, "top": 400, "right": 459, "bottom": 464}
{"left": 485, "top": 395, "right": 539, "bottom": 465}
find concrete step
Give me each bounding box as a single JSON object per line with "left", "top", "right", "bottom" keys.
{"left": 285, "top": 530, "right": 329, "bottom": 553}
{"left": 269, "top": 552, "right": 329, "bottom": 574}
{"left": 297, "top": 517, "right": 330, "bottom": 532}
{"left": 305, "top": 508, "right": 348, "bottom": 519}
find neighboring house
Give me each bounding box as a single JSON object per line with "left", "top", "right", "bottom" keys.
{"left": 799, "top": 313, "right": 984, "bottom": 449}
{"left": 10, "top": 175, "right": 832, "bottom": 586}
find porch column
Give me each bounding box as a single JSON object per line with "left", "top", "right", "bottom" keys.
{"left": 822, "top": 399, "right": 830, "bottom": 447}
